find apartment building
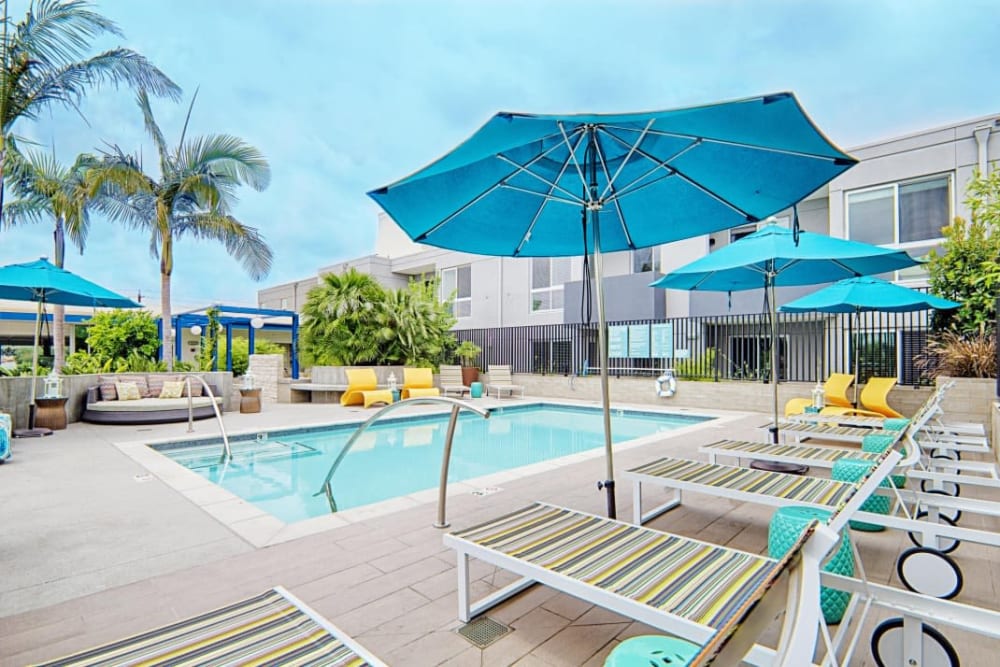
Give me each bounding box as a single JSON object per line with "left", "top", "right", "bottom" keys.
{"left": 260, "top": 112, "right": 999, "bottom": 326}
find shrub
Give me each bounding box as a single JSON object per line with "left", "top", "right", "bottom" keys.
{"left": 915, "top": 328, "right": 996, "bottom": 379}
{"left": 220, "top": 337, "right": 285, "bottom": 376}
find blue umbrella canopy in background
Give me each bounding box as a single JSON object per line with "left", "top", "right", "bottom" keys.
{"left": 652, "top": 225, "right": 920, "bottom": 440}
{"left": 0, "top": 258, "right": 140, "bottom": 431}
{"left": 369, "top": 92, "right": 858, "bottom": 518}
{"left": 779, "top": 276, "right": 959, "bottom": 402}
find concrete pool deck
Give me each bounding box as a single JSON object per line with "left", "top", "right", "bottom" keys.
{"left": 2, "top": 397, "right": 999, "bottom": 665}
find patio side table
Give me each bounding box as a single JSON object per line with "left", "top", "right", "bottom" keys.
{"left": 34, "top": 396, "right": 68, "bottom": 430}
{"left": 239, "top": 388, "right": 262, "bottom": 414}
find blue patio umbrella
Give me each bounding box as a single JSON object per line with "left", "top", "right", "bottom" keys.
{"left": 369, "top": 92, "right": 858, "bottom": 518}
{"left": 779, "top": 276, "right": 959, "bottom": 403}
{"left": 0, "top": 258, "right": 140, "bottom": 432}
{"left": 652, "top": 226, "right": 919, "bottom": 440}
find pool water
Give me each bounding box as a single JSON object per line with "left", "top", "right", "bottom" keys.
{"left": 153, "top": 404, "right": 710, "bottom": 522}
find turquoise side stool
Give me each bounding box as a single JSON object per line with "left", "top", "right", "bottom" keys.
{"left": 0, "top": 412, "right": 10, "bottom": 462}
{"left": 604, "top": 635, "right": 700, "bottom": 666}
{"left": 832, "top": 458, "right": 891, "bottom": 531}
{"left": 861, "top": 432, "right": 906, "bottom": 489}
{"left": 470, "top": 382, "right": 483, "bottom": 398}
{"left": 768, "top": 506, "right": 854, "bottom": 624}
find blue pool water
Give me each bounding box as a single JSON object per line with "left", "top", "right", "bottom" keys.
{"left": 153, "top": 404, "right": 710, "bottom": 522}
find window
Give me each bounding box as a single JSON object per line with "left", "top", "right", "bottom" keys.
{"left": 632, "top": 247, "right": 662, "bottom": 274}
{"left": 280, "top": 298, "right": 288, "bottom": 309}
{"left": 440, "top": 265, "right": 472, "bottom": 317}
{"left": 531, "top": 257, "right": 570, "bottom": 312}
{"left": 847, "top": 175, "right": 951, "bottom": 247}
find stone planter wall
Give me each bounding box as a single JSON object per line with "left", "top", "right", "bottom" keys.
{"left": 936, "top": 376, "right": 997, "bottom": 428}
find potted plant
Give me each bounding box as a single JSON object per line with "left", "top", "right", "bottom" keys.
{"left": 455, "top": 340, "right": 482, "bottom": 386}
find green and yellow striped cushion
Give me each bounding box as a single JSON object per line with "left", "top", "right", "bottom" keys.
{"left": 452, "top": 503, "right": 779, "bottom": 629}
{"left": 702, "top": 439, "right": 882, "bottom": 464}
{"left": 35, "top": 589, "right": 367, "bottom": 667}
{"left": 629, "top": 458, "right": 858, "bottom": 508}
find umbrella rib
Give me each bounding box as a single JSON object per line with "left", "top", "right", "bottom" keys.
{"left": 497, "top": 183, "right": 578, "bottom": 206}
{"left": 512, "top": 131, "right": 588, "bottom": 256}
{"left": 592, "top": 134, "right": 634, "bottom": 249}
{"left": 415, "top": 136, "right": 582, "bottom": 242}
{"left": 558, "top": 121, "right": 591, "bottom": 195}
{"left": 598, "top": 119, "right": 654, "bottom": 201}
{"left": 495, "top": 153, "right": 584, "bottom": 204}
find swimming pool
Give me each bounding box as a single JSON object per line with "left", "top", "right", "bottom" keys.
{"left": 152, "top": 403, "right": 711, "bottom": 523}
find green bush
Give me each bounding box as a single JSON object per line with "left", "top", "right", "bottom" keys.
{"left": 673, "top": 348, "right": 716, "bottom": 380}
{"left": 220, "top": 337, "right": 285, "bottom": 376}
{"left": 87, "top": 310, "right": 161, "bottom": 362}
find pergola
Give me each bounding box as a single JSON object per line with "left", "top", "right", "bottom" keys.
{"left": 169, "top": 304, "right": 300, "bottom": 378}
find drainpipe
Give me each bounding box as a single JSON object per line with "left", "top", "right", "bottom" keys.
{"left": 974, "top": 123, "right": 994, "bottom": 175}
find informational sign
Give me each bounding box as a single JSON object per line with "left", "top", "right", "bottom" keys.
{"left": 650, "top": 323, "right": 674, "bottom": 358}
{"left": 608, "top": 325, "right": 629, "bottom": 358}
{"left": 628, "top": 324, "right": 650, "bottom": 358}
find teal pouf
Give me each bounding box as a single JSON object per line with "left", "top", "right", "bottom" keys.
{"left": 882, "top": 418, "right": 910, "bottom": 431}
{"left": 768, "top": 506, "right": 854, "bottom": 624}
{"left": 861, "top": 432, "right": 906, "bottom": 489}
{"left": 604, "top": 635, "right": 700, "bottom": 666}
{"left": 470, "top": 382, "right": 483, "bottom": 398}
{"left": 832, "top": 458, "right": 891, "bottom": 531}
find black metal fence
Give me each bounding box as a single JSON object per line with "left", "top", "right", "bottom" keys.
{"left": 455, "top": 309, "right": 935, "bottom": 386}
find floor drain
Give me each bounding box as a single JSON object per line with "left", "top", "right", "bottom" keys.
{"left": 457, "top": 616, "right": 511, "bottom": 648}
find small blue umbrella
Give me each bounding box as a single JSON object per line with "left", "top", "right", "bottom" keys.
{"left": 369, "top": 92, "right": 858, "bottom": 518}
{"left": 652, "top": 226, "right": 919, "bottom": 439}
{"left": 0, "top": 258, "right": 140, "bottom": 431}
{"left": 779, "top": 276, "right": 959, "bottom": 403}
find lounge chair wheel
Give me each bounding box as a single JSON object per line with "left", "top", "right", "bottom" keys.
{"left": 907, "top": 513, "right": 959, "bottom": 554}
{"left": 871, "top": 617, "right": 959, "bottom": 667}
{"left": 896, "top": 547, "right": 963, "bottom": 599}
{"left": 931, "top": 449, "right": 961, "bottom": 462}
{"left": 918, "top": 488, "right": 962, "bottom": 523}
{"left": 920, "top": 478, "right": 960, "bottom": 498}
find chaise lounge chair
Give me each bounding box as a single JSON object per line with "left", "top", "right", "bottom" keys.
{"left": 401, "top": 367, "right": 441, "bottom": 399}
{"left": 34, "top": 586, "right": 386, "bottom": 666}
{"left": 485, "top": 364, "right": 524, "bottom": 399}
{"left": 438, "top": 364, "right": 471, "bottom": 397}
{"left": 444, "top": 453, "right": 895, "bottom": 666}
{"left": 340, "top": 368, "right": 394, "bottom": 409}
{"left": 783, "top": 372, "right": 855, "bottom": 416}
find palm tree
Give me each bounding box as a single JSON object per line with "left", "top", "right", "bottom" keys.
{"left": 90, "top": 90, "right": 272, "bottom": 370}
{"left": 301, "top": 269, "right": 385, "bottom": 365}
{"left": 3, "top": 145, "right": 104, "bottom": 369}
{"left": 0, "top": 0, "right": 181, "bottom": 220}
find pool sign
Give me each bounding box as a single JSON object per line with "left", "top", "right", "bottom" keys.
{"left": 608, "top": 325, "right": 629, "bottom": 358}
{"left": 628, "top": 324, "right": 650, "bottom": 357}
{"left": 650, "top": 323, "right": 674, "bottom": 358}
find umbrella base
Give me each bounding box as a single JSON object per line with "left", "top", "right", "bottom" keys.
{"left": 750, "top": 459, "right": 809, "bottom": 475}
{"left": 14, "top": 427, "right": 53, "bottom": 438}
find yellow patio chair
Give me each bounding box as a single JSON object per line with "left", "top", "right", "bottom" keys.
{"left": 857, "top": 377, "right": 903, "bottom": 418}
{"left": 340, "top": 368, "right": 393, "bottom": 408}
{"left": 784, "top": 373, "right": 855, "bottom": 416}
{"left": 401, "top": 367, "right": 440, "bottom": 399}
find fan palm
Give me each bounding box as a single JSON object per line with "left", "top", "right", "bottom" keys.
{"left": 301, "top": 269, "right": 385, "bottom": 365}
{"left": 2, "top": 144, "right": 106, "bottom": 369}
{"left": 89, "top": 90, "right": 272, "bottom": 370}
{"left": 0, "top": 0, "right": 180, "bottom": 220}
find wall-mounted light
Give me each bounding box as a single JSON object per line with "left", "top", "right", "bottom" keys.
{"left": 250, "top": 317, "right": 264, "bottom": 329}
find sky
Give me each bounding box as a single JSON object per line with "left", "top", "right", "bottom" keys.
{"left": 4, "top": 0, "right": 1000, "bottom": 313}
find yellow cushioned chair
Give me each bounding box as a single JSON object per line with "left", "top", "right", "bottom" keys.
{"left": 819, "top": 376, "right": 903, "bottom": 419}
{"left": 340, "top": 368, "right": 379, "bottom": 406}
{"left": 784, "top": 372, "right": 855, "bottom": 416}
{"left": 402, "top": 367, "right": 440, "bottom": 399}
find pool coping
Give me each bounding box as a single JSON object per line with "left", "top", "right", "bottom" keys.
{"left": 111, "top": 398, "right": 752, "bottom": 548}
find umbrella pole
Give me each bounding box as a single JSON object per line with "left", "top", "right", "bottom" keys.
{"left": 593, "top": 212, "right": 616, "bottom": 519}
{"left": 768, "top": 273, "right": 779, "bottom": 443}
{"left": 28, "top": 297, "right": 43, "bottom": 428}
{"left": 853, "top": 308, "right": 861, "bottom": 406}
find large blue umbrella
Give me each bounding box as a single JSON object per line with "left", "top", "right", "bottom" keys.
{"left": 369, "top": 92, "right": 858, "bottom": 518}
{"left": 0, "top": 258, "right": 140, "bottom": 431}
{"left": 779, "top": 276, "right": 959, "bottom": 403}
{"left": 652, "top": 226, "right": 919, "bottom": 439}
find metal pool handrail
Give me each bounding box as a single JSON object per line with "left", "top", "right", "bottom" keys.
{"left": 182, "top": 374, "right": 232, "bottom": 462}
{"left": 315, "top": 396, "right": 491, "bottom": 528}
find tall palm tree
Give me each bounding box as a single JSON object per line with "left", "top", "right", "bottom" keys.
{"left": 0, "top": 0, "right": 181, "bottom": 221}
{"left": 90, "top": 90, "right": 272, "bottom": 369}
{"left": 3, "top": 145, "right": 104, "bottom": 369}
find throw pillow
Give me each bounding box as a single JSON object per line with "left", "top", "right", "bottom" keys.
{"left": 116, "top": 374, "right": 151, "bottom": 398}
{"left": 147, "top": 374, "right": 178, "bottom": 397}
{"left": 115, "top": 381, "right": 142, "bottom": 401}
{"left": 159, "top": 381, "right": 186, "bottom": 399}
{"left": 184, "top": 380, "right": 204, "bottom": 398}
{"left": 98, "top": 376, "right": 118, "bottom": 401}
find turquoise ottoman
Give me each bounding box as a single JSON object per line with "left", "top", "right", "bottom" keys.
{"left": 861, "top": 432, "right": 906, "bottom": 489}
{"left": 604, "top": 635, "right": 699, "bottom": 666}
{"left": 768, "top": 506, "right": 854, "bottom": 624}
{"left": 832, "top": 458, "right": 891, "bottom": 531}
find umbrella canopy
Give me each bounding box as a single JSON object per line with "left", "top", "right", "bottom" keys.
{"left": 778, "top": 276, "right": 960, "bottom": 313}
{"left": 368, "top": 92, "right": 858, "bottom": 518}
{"left": 652, "top": 226, "right": 920, "bottom": 439}
{"left": 779, "top": 276, "right": 959, "bottom": 403}
{"left": 0, "top": 258, "right": 140, "bottom": 429}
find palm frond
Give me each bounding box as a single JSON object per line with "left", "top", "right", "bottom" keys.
{"left": 2, "top": 194, "right": 52, "bottom": 227}
{"left": 180, "top": 134, "right": 271, "bottom": 191}
{"left": 15, "top": 0, "right": 121, "bottom": 68}
{"left": 136, "top": 89, "right": 173, "bottom": 174}
{"left": 173, "top": 212, "right": 273, "bottom": 280}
